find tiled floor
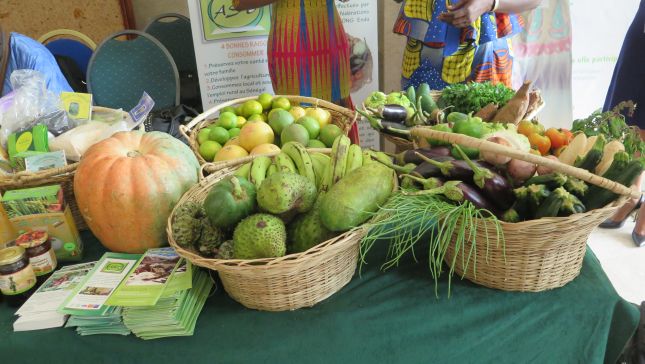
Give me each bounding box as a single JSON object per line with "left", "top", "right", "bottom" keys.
{"left": 589, "top": 220, "right": 645, "bottom": 305}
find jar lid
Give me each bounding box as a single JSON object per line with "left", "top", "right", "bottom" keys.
{"left": 15, "top": 231, "right": 48, "bottom": 248}
{"left": 0, "top": 246, "right": 26, "bottom": 265}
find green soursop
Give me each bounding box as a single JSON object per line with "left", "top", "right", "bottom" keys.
{"left": 172, "top": 202, "right": 205, "bottom": 248}
{"left": 233, "top": 213, "right": 286, "bottom": 259}
{"left": 216, "top": 240, "right": 234, "bottom": 259}
{"left": 196, "top": 218, "right": 226, "bottom": 257}
{"left": 256, "top": 172, "right": 317, "bottom": 219}
{"left": 288, "top": 200, "right": 334, "bottom": 253}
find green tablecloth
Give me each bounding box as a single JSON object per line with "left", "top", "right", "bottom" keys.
{"left": 1, "top": 231, "right": 639, "bottom": 364}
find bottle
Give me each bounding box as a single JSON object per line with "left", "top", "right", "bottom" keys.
{"left": 0, "top": 202, "right": 17, "bottom": 249}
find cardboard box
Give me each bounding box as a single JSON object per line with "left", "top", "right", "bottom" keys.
{"left": 2, "top": 185, "right": 83, "bottom": 262}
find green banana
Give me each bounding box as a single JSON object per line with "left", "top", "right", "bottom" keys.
{"left": 282, "top": 141, "right": 316, "bottom": 184}
{"left": 274, "top": 152, "right": 297, "bottom": 174}
{"left": 330, "top": 135, "right": 350, "bottom": 185}
{"left": 362, "top": 150, "right": 376, "bottom": 166}
{"left": 266, "top": 163, "right": 278, "bottom": 177}
{"left": 310, "top": 153, "right": 331, "bottom": 190}
{"left": 234, "top": 162, "right": 252, "bottom": 179}
{"left": 249, "top": 156, "right": 272, "bottom": 188}
{"left": 345, "top": 144, "right": 363, "bottom": 173}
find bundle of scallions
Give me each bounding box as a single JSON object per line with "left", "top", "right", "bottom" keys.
{"left": 360, "top": 191, "right": 504, "bottom": 296}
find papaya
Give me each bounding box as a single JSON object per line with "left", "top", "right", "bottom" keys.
{"left": 319, "top": 163, "right": 396, "bottom": 232}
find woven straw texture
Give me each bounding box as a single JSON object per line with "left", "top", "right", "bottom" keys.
{"left": 167, "top": 153, "right": 363, "bottom": 311}
{"left": 181, "top": 95, "right": 357, "bottom": 165}
{"left": 411, "top": 127, "right": 639, "bottom": 291}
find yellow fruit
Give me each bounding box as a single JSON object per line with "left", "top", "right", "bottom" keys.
{"left": 305, "top": 107, "right": 332, "bottom": 129}
{"left": 239, "top": 122, "right": 275, "bottom": 152}
{"left": 225, "top": 136, "right": 240, "bottom": 146}
{"left": 215, "top": 145, "right": 249, "bottom": 161}
{"left": 250, "top": 143, "right": 281, "bottom": 155}
{"left": 289, "top": 106, "right": 306, "bottom": 120}
{"left": 236, "top": 116, "right": 247, "bottom": 127}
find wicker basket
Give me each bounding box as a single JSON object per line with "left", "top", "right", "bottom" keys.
{"left": 410, "top": 127, "right": 640, "bottom": 292}
{"left": 180, "top": 95, "right": 358, "bottom": 165}
{"left": 0, "top": 106, "right": 134, "bottom": 231}
{"left": 167, "top": 151, "right": 365, "bottom": 311}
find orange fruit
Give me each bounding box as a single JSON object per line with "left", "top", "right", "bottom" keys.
{"left": 214, "top": 145, "right": 248, "bottom": 161}
{"left": 238, "top": 122, "right": 275, "bottom": 152}
{"left": 250, "top": 143, "right": 281, "bottom": 155}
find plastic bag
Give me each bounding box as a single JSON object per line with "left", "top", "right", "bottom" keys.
{"left": 0, "top": 70, "right": 71, "bottom": 146}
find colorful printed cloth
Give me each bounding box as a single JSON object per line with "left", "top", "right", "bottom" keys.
{"left": 267, "top": 0, "right": 358, "bottom": 142}
{"left": 394, "top": 0, "right": 523, "bottom": 90}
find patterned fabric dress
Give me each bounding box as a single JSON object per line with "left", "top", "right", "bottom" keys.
{"left": 393, "top": 0, "right": 524, "bottom": 90}
{"left": 267, "top": 0, "right": 359, "bottom": 142}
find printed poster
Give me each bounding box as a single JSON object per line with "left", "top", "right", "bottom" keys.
{"left": 188, "top": 0, "right": 380, "bottom": 149}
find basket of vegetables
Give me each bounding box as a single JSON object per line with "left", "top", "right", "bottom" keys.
{"left": 362, "top": 125, "right": 640, "bottom": 293}
{"left": 361, "top": 81, "right": 545, "bottom": 152}
{"left": 167, "top": 136, "right": 397, "bottom": 311}
{"left": 180, "top": 95, "right": 357, "bottom": 165}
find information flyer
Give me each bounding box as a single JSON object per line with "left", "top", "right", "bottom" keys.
{"left": 187, "top": 0, "right": 380, "bottom": 148}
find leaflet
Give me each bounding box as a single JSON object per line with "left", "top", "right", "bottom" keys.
{"left": 161, "top": 259, "right": 192, "bottom": 298}
{"left": 58, "top": 253, "right": 140, "bottom": 316}
{"left": 106, "top": 248, "right": 182, "bottom": 307}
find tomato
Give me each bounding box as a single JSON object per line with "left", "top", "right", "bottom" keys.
{"left": 517, "top": 120, "right": 545, "bottom": 137}
{"left": 561, "top": 128, "right": 573, "bottom": 144}
{"left": 545, "top": 128, "right": 568, "bottom": 149}
{"left": 528, "top": 133, "right": 552, "bottom": 155}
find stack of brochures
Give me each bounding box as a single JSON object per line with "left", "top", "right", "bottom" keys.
{"left": 122, "top": 268, "right": 213, "bottom": 340}
{"left": 13, "top": 262, "right": 96, "bottom": 332}
{"left": 55, "top": 248, "right": 212, "bottom": 339}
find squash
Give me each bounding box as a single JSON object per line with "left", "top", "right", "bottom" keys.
{"left": 74, "top": 131, "right": 199, "bottom": 253}
{"left": 558, "top": 133, "right": 587, "bottom": 166}
{"left": 595, "top": 140, "right": 625, "bottom": 175}
{"left": 203, "top": 176, "right": 256, "bottom": 229}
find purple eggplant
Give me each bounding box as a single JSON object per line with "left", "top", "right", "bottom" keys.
{"left": 411, "top": 157, "right": 453, "bottom": 178}
{"left": 391, "top": 147, "right": 452, "bottom": 165}
{"left": 378, "top": 104, "right": 409, "bottom": 123}
{"left": 456, "top": 182, "right": 499, "bottom": 215}
{"left": 452, "top": 145, "right": 515, "bottom": 211}
{"left": 415, "top": 152, "right": 475, "bottom": 181}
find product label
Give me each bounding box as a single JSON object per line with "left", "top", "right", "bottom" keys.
{"left": 29, "top": 248, "right": 57, "bottom": 276}
{"left": 0, "top": 266, "right": 37, "bottom": 295}
{"left": 15, "top": 132, "right": 33, "bottom": 153}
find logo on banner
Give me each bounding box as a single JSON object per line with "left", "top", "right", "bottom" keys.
{"left": 200, "top": 0, "right": 271, "bottom": 41}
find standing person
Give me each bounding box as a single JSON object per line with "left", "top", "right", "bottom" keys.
{"left": 233, "top": 0, "right": 359, "bottom": 143}
{"left": 393, "top": 0, "right": 542, "bottom": 90}
{"left": 599, "top": 0, "right": 645, "bottom": 248}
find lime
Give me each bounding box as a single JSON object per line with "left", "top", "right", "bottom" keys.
{"left": 235, "top": 105, "right": 245, "bottom": 115}
{"left": 281, "top": 124, "right": 310, "bottom": 146}
{"left": 247, "top": 114, "right": 264, "bottom": 123}
{"left": 242, "top": 100, "right": 264, "bottom": 118}
{"left": 271, "top": 96, "right": 291, "bottom": 111}
{"left": 208, "top": 126, "right": 230, "bottom": 145}
{"left": 257, "top": 93, "right": 273, "bottom": 110}
{"left": 228, "top": 128, "right": 241, "bottom": 137}
{"left": 319, "top": 124, "right": 343, "bottom": 147}
{"left": 296, "top": 116, "right": 321, "bottom": 139}
{"left": 306, "top": 139, "right": 327, "bottom": 148}
{"left": 260, "top": 113, "right": 268, "bottom": 122}
{"left": 199, "top": 141, "right": 222, "bottom": 162}
{"left": 221, "top": 106, "right": 237, "bottom": 115}
{"left": 218, "top": 112, "right": 238, "bottom": 129}
{"left": 236, "top": 116, "right": 247, "bottom": 127}
{"left": 197, "top": 129, "right": 211, "bottom": 144}
{"left": 268, "top": 109, "right": 295, "bottom": 135}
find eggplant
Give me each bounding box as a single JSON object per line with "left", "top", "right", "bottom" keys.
{"left": 452, "top": 145, "right": 515, "bottom": 210}
{"left": 412, "top": 157, "right": 453, "bottom": 178}
{"left": 456, "top": 182, "right": 498, "bottom": 214}
{"left": 415, "top": 152, "right": 474, "bottom": 181}
{"left": 391, "top": 146, "right": 452, "bottom": 165}
{"left": 378, "top": 104, "right": 409, "bottom": 123}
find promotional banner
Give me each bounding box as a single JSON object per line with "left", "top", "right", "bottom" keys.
{"left": 187, "top": 0, "right": 380, "bottom": 148}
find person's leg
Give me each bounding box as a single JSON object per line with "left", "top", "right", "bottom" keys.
{"left": 601, "top": 172, "right": 644, "bottom": 228}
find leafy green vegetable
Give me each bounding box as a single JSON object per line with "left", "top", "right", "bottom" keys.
{"left": 571, "top": 101, "right": 644, "bottom": 156}
{"left": 385, "top": 92, "right": 412, "bottom": 108}
{"left": 438, "top": 82, "right": 515, "bottom": 115}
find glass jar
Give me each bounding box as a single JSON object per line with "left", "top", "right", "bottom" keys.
{"left": 0, "top": 203, "right": 17, "bottom": 249}
{"left": 0, "top": 246, "right": 37, "bottom": 307}
{"left": 15, "top": 231, "right": 57, "bottom": 283}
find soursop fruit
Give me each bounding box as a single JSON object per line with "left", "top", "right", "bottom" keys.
{"left": 172, "top": 202, "right": 205, "bottom": 248}
{"left": 288, "top": 200, "right": 334, "bottom": 253}
{"left": 233, "top": 214, "right": 286, "bottom": 259}
{"left": 196, "top": 218, "right": 226, "bottom": 257}
{"left": 216, "top": 240, "right": 234, "bottom": 259}
{"left": 256, "top": 172, "right": 317, "bottom": 219}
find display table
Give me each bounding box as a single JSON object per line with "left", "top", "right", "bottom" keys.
{"left": 1, "top": 231, "right": 639, "bottom": 364}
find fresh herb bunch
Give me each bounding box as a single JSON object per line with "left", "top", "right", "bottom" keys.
{"left": 438, "top": 82, "right": 515, "bottom": 115}
{"left": 571, "top": 101, "right": 644, "bottom": 156}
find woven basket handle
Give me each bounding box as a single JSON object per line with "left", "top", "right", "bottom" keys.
{"left": 410, "top": 127, "right": 641, "bottom": 200}
{"left": 1, "top": 162, "right": 79, "bottom": 185}
{"left": 198, "top": 148, "right": 332, "bottom": 181}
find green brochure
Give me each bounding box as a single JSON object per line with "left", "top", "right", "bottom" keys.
{"left": 106, "top": 247, "right": 181, "bottom": 307}
{"left": 161, "top": 259, "right": 192, "bottom": 298}
{"left": 58, "top": 253, "right": 141, "bottom": 316}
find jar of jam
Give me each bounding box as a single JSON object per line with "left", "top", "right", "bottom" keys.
{"left": 0, "top": 246, "right": 37, "bottom": 307}
{"left": 15, "top": 231, "right": 57, "bottom": 283}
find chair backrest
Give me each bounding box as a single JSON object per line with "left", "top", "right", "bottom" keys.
{"left": 38, "top": 29, "right": 96, "bottom": 75}
{"left": 87, "top": 30, "right": 179, "bottom": 111}
{"left": 144, "top": 14, "right": 197, "bottom": 73}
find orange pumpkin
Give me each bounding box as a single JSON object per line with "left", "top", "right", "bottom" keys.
{"left": 74, "top": 131, "right": 199, "bottom": 253}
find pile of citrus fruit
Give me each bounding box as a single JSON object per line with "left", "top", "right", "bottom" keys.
{"left": 196, "top": 94, "right": 345, "bottom": 162}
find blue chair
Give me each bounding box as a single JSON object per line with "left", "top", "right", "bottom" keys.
{"left": 87, "top": 30, "right": 179, "bottom": 111}
{"left": 145, "top": 14, "right": 201, "bottom": 110}
{"left": 38, "top": 29, "right": 96, "bottom": 77}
